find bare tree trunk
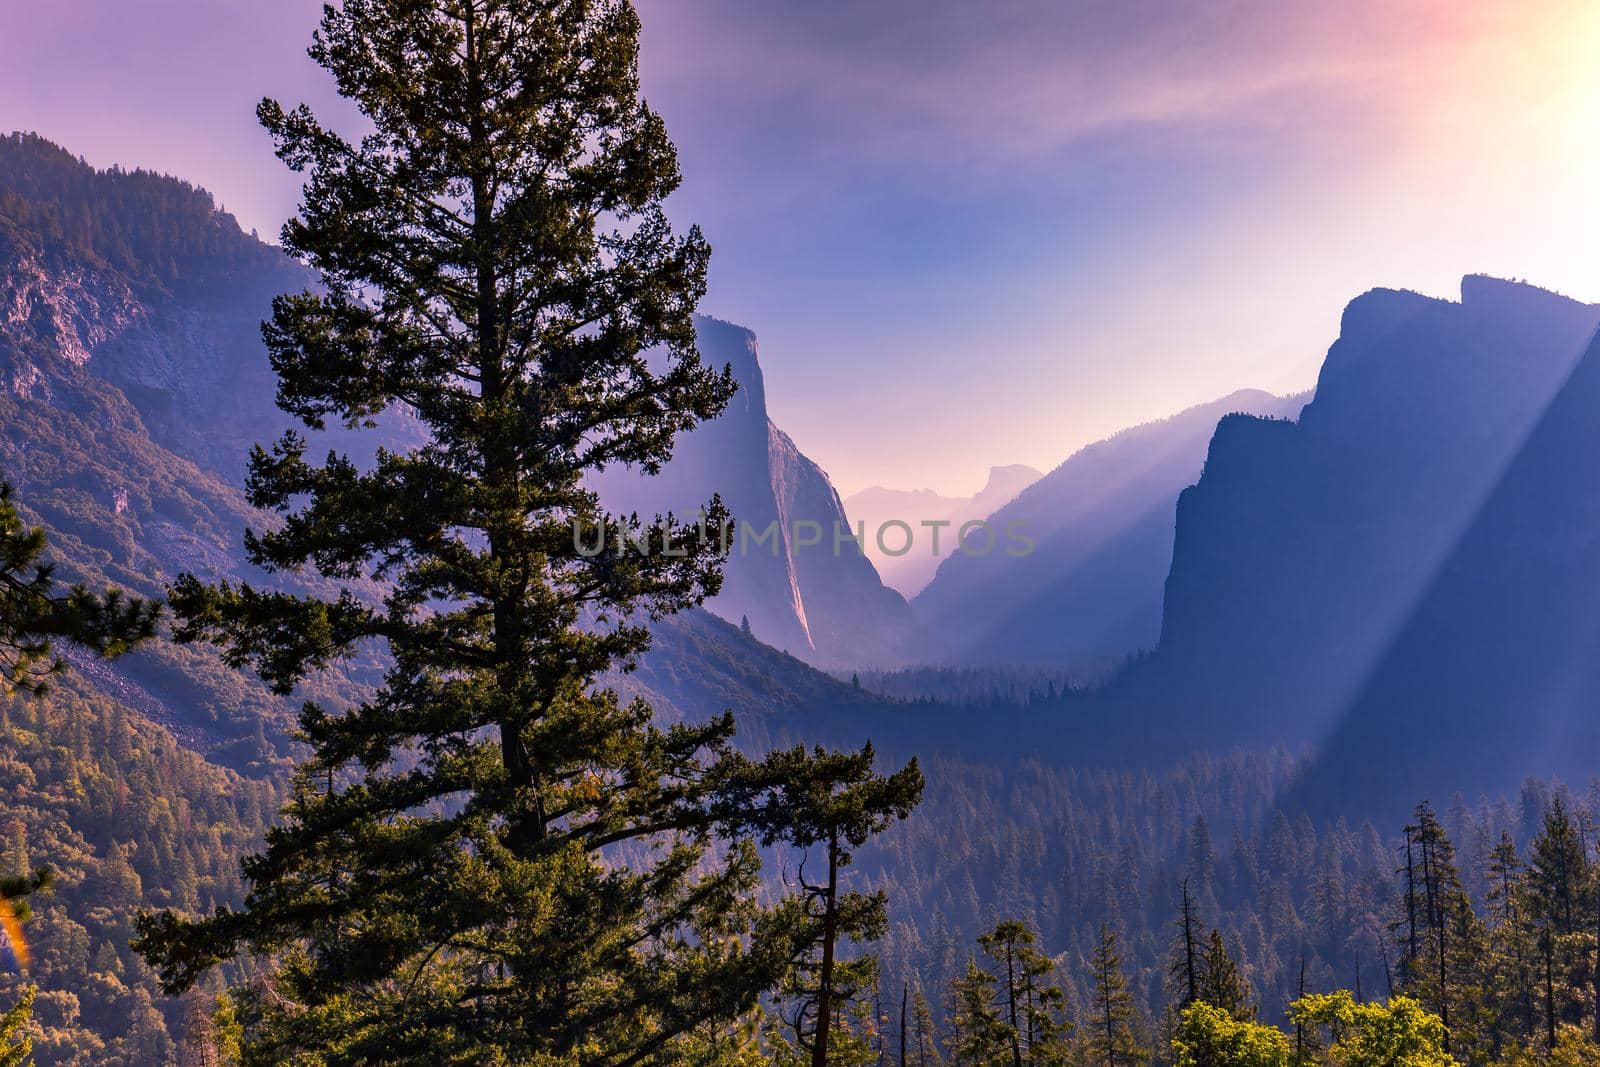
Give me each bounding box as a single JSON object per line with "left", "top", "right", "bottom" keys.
{"left": 812, "top": 831, "right": 840, "bottom": 1067}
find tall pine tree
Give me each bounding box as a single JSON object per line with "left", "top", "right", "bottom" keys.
{"left": 132, "top": 2, "right": 878, "bottom": 1061}
{"left": 976, "top": 919, "right": 1072, "bottom": 1066}
{"left": 1088, "top": 923, "right": 1145, "bottom": 1067}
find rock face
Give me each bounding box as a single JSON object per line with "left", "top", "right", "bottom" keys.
{"left": 1051, "top": 276, "right": 1600, "bottom": 775}
{"left": 912, "top": 390, "right": 1304, "bottom": 673}
{"left": 845, "top": 464, "right": 1041, "bottom": 597}
{"left": 592, "top": 317, "right": 913, "bottom": 667}
{"left": 1145, "top": 277, "right": 1600, "bottom": 746}
{"left": 1286, "top": 320, "right": 1600, "bottom": 822}
{"left": 0, "top": 133, "right": 414, "bottom": 482}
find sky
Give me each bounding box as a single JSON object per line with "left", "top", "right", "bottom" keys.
{"left": 5, "top": 1, "right": 1600, "bottom": 496}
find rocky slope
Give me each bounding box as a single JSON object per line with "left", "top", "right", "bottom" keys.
{"left": 2, "top": 134, "right": 916, "bottom": 754}
{"left": 1150, "top": 276, "right": 1600, "bottom": 746}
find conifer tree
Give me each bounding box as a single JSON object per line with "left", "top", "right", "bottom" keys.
{"left": 1402, "top": 801, "right": 1472, "bottom": 1055}
{"left": 949, "top": 957, "right": 1010, "bottom": 1066}
{"left": 740, "top": 744, "right": 922, "bottom": 1067}
{"left": 129, "top": 2, "right": 884, "bottom": 1061}
{"left": 1487, "top": 832, "right": 1536, "bottom": 1046}
{"left": 976, "top": 919, "right": 1071, "bottom": 1066}
{"left": 1168, "top": 879, "right": 1201, "bottom": 1013}
{"left": 1525, "top": 795, "right": 1592, "bottom": 1046}
{"left": 911, "top": 986, "right": 943, "bottom": 1067}
{"left": 1196, "top": 930, "right": 1253, "bottom": 1022}
{"left": 1088, "top": 924, "right": 1145, "bottom": 1067}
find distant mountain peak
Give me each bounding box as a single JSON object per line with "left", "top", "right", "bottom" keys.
{"left": 979, "top": 463, "right": 1042, "bottom": 494}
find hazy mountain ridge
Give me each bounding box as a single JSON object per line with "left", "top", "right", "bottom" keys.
{"left": 844, "top": 463, "right": 1041, "bottom": 596}
{"left": 1015, "top": 276, "right": 1600, "bottom": 802}
{"left": 912, "top": 388, "right": 1306, "bottom": 672}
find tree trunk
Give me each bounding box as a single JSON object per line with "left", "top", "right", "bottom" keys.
{"left": 1005, "top": 942, "right": 1022, "bottom": 1067}
{"left": 900, "top": 984, "right": 907, "bottom": 1067}
{"left": 1181, "top": 878, "right": 1198, "bottom": 1007}
{"left": 812, "top": 832, "right": 840, "bottom": 1067}
{"left": 1544, "top": 931, "right": 1557, "bottom": 1051}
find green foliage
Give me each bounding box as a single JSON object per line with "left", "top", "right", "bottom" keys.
{"left": 1198, "top": 930, "right": 1255, "bottom": 1022}
{"left": 910, "top": 986, "right": 944, "bottom": 1067}
{"left": 1089, "top": 923, "right": 1147, "bottom": 1067}
{"left": 1489, "top": 1027, "right": 1600, "bottom": 1066}
{"left": 1172, "top": 1001, "right": 1290, "bottom": 1067}
{"left": 740, "top": 744, "right": 922, "bottom": 1064}
{"left": 949, "top": 957, "right": 1011, "bottom": 1066}
{"left": 0, "top": 985, "right": 35, "bottom": 1067}
{"left": 973, "top": 919, "right": 1072, "bottom": 1065}
{"left": 1289, "top": 992, "right": 1458, "bottom": 1067}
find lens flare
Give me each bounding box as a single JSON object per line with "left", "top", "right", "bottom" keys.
{"left": 0, "top": 893, "right": 28, "bottom": 973}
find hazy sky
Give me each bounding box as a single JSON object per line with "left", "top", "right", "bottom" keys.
{"left": 5, "top": 1, "right": 1600, "bottom": 495}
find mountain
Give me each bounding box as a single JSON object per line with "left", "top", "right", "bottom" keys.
{"left": 0, "top": 134, "right": 364, "bottom": 772}
{"left": 1284, "top": 319, "right": 1600, "bottom": 823}
{"left": 912, "top": 390, "right": 1304, "bottom": 673}
{"left": 1066, "top": 276, "right": 1600, "bottom": 769}
{"left": 591, "top": 316, "right": 913, "bottom": 668}
{"left": 844, "top": 463, "right": 1040, "bottom": 596}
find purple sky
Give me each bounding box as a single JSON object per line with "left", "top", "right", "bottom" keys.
{"left": 6, "top": 1, "right": 1600, "bottom": 495}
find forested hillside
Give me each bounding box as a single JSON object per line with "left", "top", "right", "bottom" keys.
{"left": 0, "top": 679, "right": 279, "bottom": 1063}
{"left": 861, "top": 755, "right": 1600, "bottom": 1063}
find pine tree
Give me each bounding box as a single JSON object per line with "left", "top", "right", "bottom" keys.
{"left": 129, "top": 2, "right": 871, "bottom": 1061}
{"left": 1528, "top": 797, "right": 1589, "bottom": 939}
{"left": 1525, "top": 795, "right": 1592, "bottom": 1046}
{"left": 1402, "top": 801, "right": 1473, "bottom": 1055}
{"left": 1088, "top": 924, "right": 1145, "bottom": 1067}
{"left": 1168, "top": 879, "right": 1201, "bottom": 1013}
{"left": 976, "top": 919, "right": 1072, "bottom": 1066}
{"left": 1487, "top": 832, "right": 1536, "bottom": 1047}
{"left": 740, "top": 744, "right": 922, "bottom": 1067}
{"left": 1196, "top": 930, "right": 1253, "bottom": 1021}
{"left": 950, "top": 958, "right": 1010, "bottom": 1066}
{"left": 911, "top": 986, "right": 943, "bottom": 1067}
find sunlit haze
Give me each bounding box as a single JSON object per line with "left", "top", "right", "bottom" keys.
{"left": 5, "top": 0, "right": 1600, "bottom": 494}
